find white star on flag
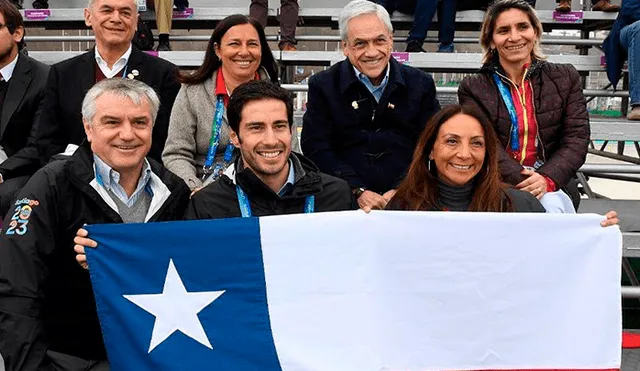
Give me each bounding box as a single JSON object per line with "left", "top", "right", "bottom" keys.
{"left": 124, "top": 259, "right": 225, "bottom": 352}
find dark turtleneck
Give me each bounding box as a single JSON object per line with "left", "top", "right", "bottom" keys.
{"left": 437, "top": 178, "right": 474, "bottom": 211}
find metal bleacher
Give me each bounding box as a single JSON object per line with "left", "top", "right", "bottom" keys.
{"left": 16, "top": 0, "right": 640, "bottom": 367}
{"left": 21, "top": 0, "right": 640, "bottom": 281}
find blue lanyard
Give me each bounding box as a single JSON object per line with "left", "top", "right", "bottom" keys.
{"left": 493, "top": 74, "right": 520, "bottom": 151}
{"left": 235, "top": 185, "right": 315, "bottom": 218}
{"left": 203, "top": 95, "right": 235, "bottom": 180}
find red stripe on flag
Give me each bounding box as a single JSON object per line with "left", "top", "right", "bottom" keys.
{"left": 623, "top": 331, "right": 640, "bottom": 348}
{"left": 459, "top": 369, "right": 619, "bottom": 371}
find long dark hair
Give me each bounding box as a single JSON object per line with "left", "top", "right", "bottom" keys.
{"left": 180, "top": 14, "right": 278, "bottom": 85}
{"left": 391, "top": 104, "right": 513, "bottom": 212}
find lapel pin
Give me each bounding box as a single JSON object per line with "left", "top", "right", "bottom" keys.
{"left": 352, "top": 101, "right": 359, "bottom": 110}
{"left": 388, "top": 103, "right": 395, "bottom": 109}
{"left": 131, "top": 69, "right": 139, "bottom": 77}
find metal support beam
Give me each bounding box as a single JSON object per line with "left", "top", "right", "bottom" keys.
{"left": 23, "top": 34, "right": 608, "bottom": 46}
{"left": 579, "top": 164, "right": 640, "bottom": 174}
{"left": 587, "top": 149, "right": 640, "bottom": 165}
{"left": 622, "top": 287, "right": 640, "bottom": 298}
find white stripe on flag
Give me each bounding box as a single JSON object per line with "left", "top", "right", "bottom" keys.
{"left": 259, "top": 211, "right": 622, "bottom": 371}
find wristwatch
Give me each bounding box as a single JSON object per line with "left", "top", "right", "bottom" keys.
{"left": 353, "top": 187, "right": 366, "bottom": 199}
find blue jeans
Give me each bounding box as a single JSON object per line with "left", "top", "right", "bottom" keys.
{"left": 620, "top": 20, "right": 640, "bottom": 106}
{"left": 401, "top": 0, "right": 457, "bottom": 44}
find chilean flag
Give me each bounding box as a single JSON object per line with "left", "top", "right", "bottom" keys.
{"left": 86, "top": 211, "right": 623, "bottom": 371}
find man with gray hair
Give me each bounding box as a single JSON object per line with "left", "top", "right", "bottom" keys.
{"left": 31, "top": 0, "right": 180, "bottom": 170}
{"left": 301, "top": 0, "right": 439, "bottom": 211}
{"left": 0, "top": 79, "right": 189, "bottom": 371}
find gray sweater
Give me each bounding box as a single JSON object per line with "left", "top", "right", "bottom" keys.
{"left": 162, "top": 68, "right": 270, "bottom": 190}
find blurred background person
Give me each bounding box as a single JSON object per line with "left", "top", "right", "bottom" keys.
{"left": 555, "top": 0, "right": 620, "bottom": 12}
{"left": 603, "top": 0, "right": 640, "bottom": 120}
{"left": 0, "top": 0, "right": 49, "bottom": 217}
{"left": 250, "top": 0, "right": 299, "bottom": 50}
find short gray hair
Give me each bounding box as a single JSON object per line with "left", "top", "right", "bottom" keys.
{"left": 87, "top": 0, "right": 138, "bottom": 12}
{"left": 81, "top": 79, "right": 161, "bottom": 125}
{"left": 339, "top": 0, "right": 393, "bottom": 41}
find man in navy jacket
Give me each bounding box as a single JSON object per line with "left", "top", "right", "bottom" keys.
{"left": 603, "top": 0, "right": 640, "bottom": 120}
{"left": 301, "top": 0, "right": 439, "bottom": 211}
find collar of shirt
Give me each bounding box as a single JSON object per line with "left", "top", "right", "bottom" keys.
{"left": 214, "top": 68, "right": 231, "bottom": 106}
{"left": 93, "top": 154, "right": 153, "bottom": 207}
{"left": 214, "top": 68, "right": 261, "bottom": 105}
{"left": 0, "top": 53, "right": 19, "bottom": 82}
{"left": 95, "top": 44, "right": 133, "bottom": 79}
{"left": 277, "top": 159, "right": 296, "bottom": 197}
{"left": 353, "top": 63, "right": 390, "bottom": 103}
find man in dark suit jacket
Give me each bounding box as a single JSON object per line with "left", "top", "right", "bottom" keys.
{"left": 0, "top": 0, "right": 49, "bottom": 217}
{"left": 301, "top": 0, "right": 439, "bottom": 212}
{"left": 33, "top": 0, "right": 180, "bottom": 177}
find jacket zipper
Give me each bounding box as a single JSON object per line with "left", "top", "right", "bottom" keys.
{"left": 496, "top": 70, "right": 543, "bottom": 165}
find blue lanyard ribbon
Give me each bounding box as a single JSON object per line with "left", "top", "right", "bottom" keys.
{"left": 203, "top": 95, "right": 235, "bottom": 180}
{"left": 235, "top": 185, "right": 315, "bottom": 218}
{"left": 493, "top": 74, "right": 520, "bottom": 151}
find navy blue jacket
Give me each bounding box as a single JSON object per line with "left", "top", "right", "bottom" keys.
{"left": 301, "top": 57, "right": 440, "bottom": 193}
{"left": 603, "top": 0, "right": 640, "bottom": 87}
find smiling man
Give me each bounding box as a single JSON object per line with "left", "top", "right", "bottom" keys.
{"left": 0, "top": 79, "right": 189, "bottom": 371}
{"left": 185, "top": 80, "right": 354, "bottom": 219}
{"left": 301, "top": 0, "right": 440, "bottom": 212}
{"left": 27, "top": 0, "right": 179, "bottom": 171}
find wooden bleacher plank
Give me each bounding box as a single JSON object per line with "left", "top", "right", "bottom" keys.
{"left": 19, "top": 7, "right": 275, "bottom": 22}
{"left": 29, "top": 50, "right": 605, "bottom": 72}
{"left": 278, "top": 51, "right": 605, "bottom": 72}
{"left": 625, "top": 233, "right": 640, "bottom": 258}
{"left": 20, "top": 8, "right": 616, "bottom": 30}
{"left": 590, "top": 119, "right": 640, "bottom": 141}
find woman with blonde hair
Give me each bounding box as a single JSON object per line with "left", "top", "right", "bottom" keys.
{"left": 458, "top": 0, "right": 589, "bottom": 213}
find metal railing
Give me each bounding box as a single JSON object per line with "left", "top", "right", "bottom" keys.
{"left": 23, "top": 34, "right": 606, "bottom": 46}
{"left": 282, "top": 84, "right": 630, "bottom": 98}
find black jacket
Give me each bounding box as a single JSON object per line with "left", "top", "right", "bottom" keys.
{"left": 0, "top": 144, "right": 189, "bottom": 371}
{"left": 386, "top": 188, "right": 545, "bottom": 213}
{"left": 185, "top": 153, "right": 355, "bottom": 219}
{"left": 32, "top": 47, "right": 180, "bottom": 168}
{"left": 0, "top": 53, "right": 49, "bottom": 180}
{"left": 301, "top": 57, "right": 440, "bottom": 193}
{"left": 458, "top": 60, "right": 589, "bottom": 190}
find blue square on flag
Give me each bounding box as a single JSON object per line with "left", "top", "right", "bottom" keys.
{"left": 86, "top": 218, "right": 282, "bottom": 371}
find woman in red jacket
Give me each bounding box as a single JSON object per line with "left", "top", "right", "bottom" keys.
{"left": 458, "top": 0, "right": 589, "bottom": 213}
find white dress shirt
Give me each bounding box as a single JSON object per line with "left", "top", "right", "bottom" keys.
{"left": 95, "top": 44, "right": 133, "bottom": 78}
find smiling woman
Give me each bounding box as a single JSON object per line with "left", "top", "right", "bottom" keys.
{"left": 458, "top": 0, "right": 589, "bottom": 213}
{"left": 386, "top": 104, "right": 545, "bottom": 213}
{"left": 161, "top": 14, "right": 279, "bottom": 191}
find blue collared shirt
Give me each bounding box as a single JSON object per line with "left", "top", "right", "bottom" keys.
{"left": 277, "top": 159, "right": 296, "bottom": 197}
{"left": 93, "top": 155, "right": 153, "bottom": 207}
{"left": 353, "top": 64, "right": 390, "bottom": 102}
